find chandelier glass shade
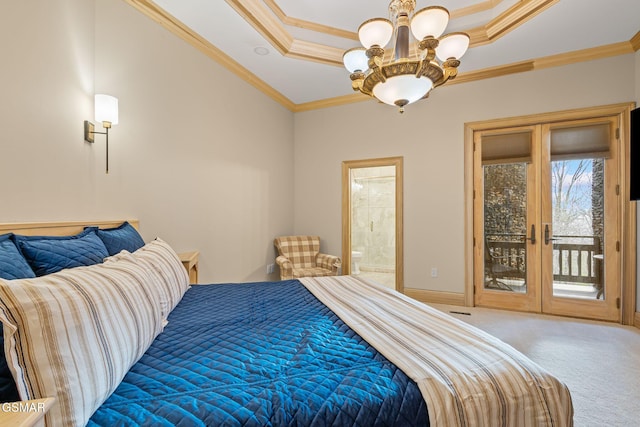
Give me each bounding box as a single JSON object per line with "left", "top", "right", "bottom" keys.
{"left": 343, "top": 0, "right": 469, "bottom": 113}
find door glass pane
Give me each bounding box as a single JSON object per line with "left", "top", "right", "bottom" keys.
{"left": 350, "top": 166, "right": 396, "bottom": 289}
{"left": 483, "top": 163, "right": 527, "bottom": 293}
{"left": 550, "top": 159, "right": 604, "bottom": 299}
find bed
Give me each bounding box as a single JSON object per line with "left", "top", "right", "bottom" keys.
{"left": 0, "top": 220, "right": 573, "bottom": 427}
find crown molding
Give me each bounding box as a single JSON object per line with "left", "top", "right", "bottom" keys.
{"left": 225, "top": 0, "right": 292, "bottom": 55}
{"left": 452, "top": 61, "right": 535, "bottom": 85}
{"left": 258, "top": 0, "right": 557, "bottom": 51}
{"left": 264, "top": 0, "right": 516, "bottom": 39}
{"left": 293, "top": 41, "right": 636, "bottom": 112}
{"left": 294, "top": 93, "right": 369, "bottom": 113}
{"left": 631, "top": 31, "right": 640, "bottom": 52}
{"left": 124, "top": 0, "right": 296, "bottom": 111}
{"left": 226, "top": 0, "right": 344, "bottom": 66}
{"left": 126, "top": 0, "right": 564, "bottom": 72}
{"left": 534, "top": 41, "right": 634, "bottom": 70}
{"left": 125, "top": 1, "right": 639, "bottom": 113}
{"left": 483, "top": 0, "right": 558, "bottom": 41}
{"left": 450, "top": 0, "right": 508, "bottom": 19}
{"left": 263, "top": 0, "right": 358, "bottom": 41}
{"left": 287, "top": 40, "right": 344, "bottom": 66}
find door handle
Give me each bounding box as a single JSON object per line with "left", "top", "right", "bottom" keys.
{"left": 524, "top": 224, "right": 536, "bottom": 244}
{"left": 544, "top": 224, "right": 559, "bottom": 245}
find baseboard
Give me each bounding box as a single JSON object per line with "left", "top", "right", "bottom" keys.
{"left": 404, "top": 288, "right": 466, "bottom": 306}
{"left": 635, "top": 312, "right": 640, "bottom": 329}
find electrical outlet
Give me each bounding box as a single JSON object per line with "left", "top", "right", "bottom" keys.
{"left": 267, "top": 263, "right": 275, "bottom": 274}
{"left": 431, "top": 267, "right": 438, "bottom": 278}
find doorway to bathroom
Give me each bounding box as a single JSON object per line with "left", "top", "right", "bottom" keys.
{"left": 342, "top": 157, "right": 403, "bottom": 292}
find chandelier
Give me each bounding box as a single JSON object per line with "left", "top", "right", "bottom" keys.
{"left": 342, "top": 0, "right": 469, "bottom": 113}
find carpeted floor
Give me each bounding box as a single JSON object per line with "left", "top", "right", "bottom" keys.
{"left": 430, "top": 304, "right": 640, "bottom": 427}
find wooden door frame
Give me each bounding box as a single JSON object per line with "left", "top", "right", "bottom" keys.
{"left": 342, "top": 157, "right": 404, "bottom": 293}
{"left": 464, "top": 103, "right": 636, "bottom": 324}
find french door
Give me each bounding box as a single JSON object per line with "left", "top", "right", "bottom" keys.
{"left": 473, "top": 116, "right": 622, "bottom": 321}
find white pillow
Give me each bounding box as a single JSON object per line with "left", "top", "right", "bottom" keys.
{"left": 129, "top": 238, "right": 190, "bottom": 320}
{"left": 0, "top": 251, "right": 165, "bottom": 427}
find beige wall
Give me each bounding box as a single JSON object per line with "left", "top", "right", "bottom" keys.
{"left": 0, "top": 1, "right": 95, "bottom": 215}
{"left": 294, "top": 55, "right": 637, "bottom": 294}
{"left": 1, "top": 0, "right": 295, "bottom": 283}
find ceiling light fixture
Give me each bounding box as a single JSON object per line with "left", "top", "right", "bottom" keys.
{"left": 343, "top": 0, "right": 469, "bottom": 113}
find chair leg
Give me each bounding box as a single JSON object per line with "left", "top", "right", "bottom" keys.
{"left": 485, "top": 277, "right": 514, "bottom": 291}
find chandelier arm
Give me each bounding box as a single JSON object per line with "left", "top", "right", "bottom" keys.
{"left": 370, "top": 59, "right": 387, "bottom": 84}
{"left": 418, "top": 36, "right": 439, "bottom": 54}
{"left": 423, "top": 47, "right": 437, "bottom": 62}
{"left": 350, "top": 72, "right": 365, "bottom": 92}
{"left": 442, "top": 59, "right": 462, "bottom": 82}
{"left": 367, "top": 46, "right": 385, "bottom": 59}
{"left": 442, "top": 69, "right": 458, "bottom": 82}
{"left": 443, "top": 59, "right": 461, "bottom": 69}
{"left": 432, "top": 78, "right": 446, "bottom": 89}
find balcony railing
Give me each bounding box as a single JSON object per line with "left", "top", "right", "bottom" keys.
{"left": 485, "top": 233, "right": 602, "bottom": 286}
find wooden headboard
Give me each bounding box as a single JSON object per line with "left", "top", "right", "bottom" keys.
{"left": 0, "top": 220, "right": 139, "bottom": 237}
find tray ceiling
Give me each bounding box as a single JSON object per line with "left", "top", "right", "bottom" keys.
{"left": 131, "top": 0, "right": 640, "bottom": 111}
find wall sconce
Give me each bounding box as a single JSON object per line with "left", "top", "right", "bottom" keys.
{"left": 84, "top": 94, "right": 118, "bottom": 174}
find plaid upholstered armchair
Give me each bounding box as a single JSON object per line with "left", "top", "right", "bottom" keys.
{"left": 274, "top": 236, "right": 341, "bottom": 280}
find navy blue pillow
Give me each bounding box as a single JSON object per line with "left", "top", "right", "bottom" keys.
{"left": 94, "top": 222, "right": 145, "bottom": 256}
{"left": 14, "top": 228, "right": 109, "bottom": 277}
{"left": 0, "top": 344, "right": 19, "bottom": 403}
{"left": 0, "top": 233, "right": 34, "bottom": 402}
{"left": 0, "top": 233, "right": 35, "bottom": 280}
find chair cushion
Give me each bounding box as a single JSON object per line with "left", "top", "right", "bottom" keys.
{"left": 275, "top": 236, "right": 320, "bottom": 269}
{"left": 292, "top": 267, "right": 336, "bottom": 278}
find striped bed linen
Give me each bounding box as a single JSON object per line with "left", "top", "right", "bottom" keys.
{"left": 300, "top": 275, "right": 574, "bottom": 427}
{"left": 0, "top": 238, "right": 189, "bottom": 427}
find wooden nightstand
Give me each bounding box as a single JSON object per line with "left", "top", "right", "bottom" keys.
{"left": 0, "top": 397, "right": 55, "bottom": 427}
{"left": 178, "top": 251, "right": 199, "bottom": 284}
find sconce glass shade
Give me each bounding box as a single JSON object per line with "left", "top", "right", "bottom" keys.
{"left": 358, "top": 18, "right": 393, "bottom": 49}
{"left": 95, "top": 94, "right": 119, "bottom": 125}
{"left": 436, "top": 32, "right": 470, "bottom": 61}
{"left": 410, "top": 6, "right": 450, "bottom": 40}
{"left": 343, "top": 47, "right": 369, "bottom": 72}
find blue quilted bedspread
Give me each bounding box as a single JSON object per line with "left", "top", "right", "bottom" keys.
{"left": 88, "top": 280, "right": 429, "bottom": 426}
